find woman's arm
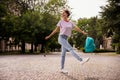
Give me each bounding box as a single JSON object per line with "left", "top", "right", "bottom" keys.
{"left": 45, "top": 26, "right": 60, "bottom": 40}
{"left": 73, "top": 26, "right": 87, "bottom": 35}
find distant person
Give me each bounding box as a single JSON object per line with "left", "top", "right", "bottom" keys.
{"left": 45, "top": 10, "right": 90, "bottom": 73}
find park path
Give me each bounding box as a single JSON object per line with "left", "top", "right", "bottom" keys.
{"left": 0, "top": 52, "right": 120, "bottom": 80}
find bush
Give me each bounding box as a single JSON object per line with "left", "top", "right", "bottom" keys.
{"left": 82, "top": 48, "right": 115, "bottom": 53}
{"left": 94, "top": 49, "right": 115, "bottom": 53}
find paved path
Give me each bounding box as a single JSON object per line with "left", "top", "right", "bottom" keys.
{"left": 0, "top": 52, "right": 120, "bottom": 80}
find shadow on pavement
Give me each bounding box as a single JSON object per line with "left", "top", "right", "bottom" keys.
{"left": 60, "top": 73, "right": 99, "bottom": 80}
{"left": 61, "top": 73, "right": 78, "bottom": 80}
{"left": 84, "top": 77, "right": 99, "bottom": 80}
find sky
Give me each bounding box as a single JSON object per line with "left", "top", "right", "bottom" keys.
{"left": 67, "top": 0, "right": 107, "bottom": 20}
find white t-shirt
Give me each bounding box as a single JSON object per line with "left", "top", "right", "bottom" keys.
{"left": 57, "top": 20, "right": 75, "bottom": 36}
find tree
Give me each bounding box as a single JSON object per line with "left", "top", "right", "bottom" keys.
{"left": 100, "top": 0, "right": 120, "bottom": 53}
{"left": 15, "top": 0, "right": 69, "bottom": 53}
{"left": 73, "top": 18, "right": 89, "bottom": 49}
{"left": 0, "top": 0, "right": 70, "bottom": 53}
{"left": 0, "top": 0, "right": 29, "bottom": 52}
{"left": 87, "top": 17, "right": 103, "bottom": 49}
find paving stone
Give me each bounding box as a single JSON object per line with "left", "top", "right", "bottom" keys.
{"left": 0, "top": 52, "right": 120, "bottom": 80}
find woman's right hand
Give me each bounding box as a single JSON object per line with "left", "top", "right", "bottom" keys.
{"left": 45, "top": 36, "right": 50, "bottom": 40}
{"left": 45, "top": 26, "right": 59, "bottom": 40}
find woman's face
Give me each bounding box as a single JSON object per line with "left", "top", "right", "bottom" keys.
{"left": 61, "top": 11, "right": 68, "bottom": 18}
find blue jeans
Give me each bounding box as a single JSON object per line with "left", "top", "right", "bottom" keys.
{"left": 58, "top": 35, "right": 82, "bottom": 69}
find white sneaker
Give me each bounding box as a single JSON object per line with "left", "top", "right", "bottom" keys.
{"left": 60, "top": 69, "right": 68, "bottom": 74}
{"left": 80, "top": 57, "right": 90, "bottom": 65}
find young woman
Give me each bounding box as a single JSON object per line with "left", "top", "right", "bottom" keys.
{"left": 45, "top": 10, "right": 89, "bottom": 73}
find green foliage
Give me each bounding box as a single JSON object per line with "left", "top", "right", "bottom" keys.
{"left": 73, "top": 18, "right": 103, "bottom": 49}
{"left": 72, "top": 18, "right": 89, "bottom": 49}
{"left": 72, "top": 32, "right": 86, "bottom": 49}
{"left": 0, "top": 0, "right": 69, "bottom": 53}
{"left": 88, "top": 17, "right": 103, "bottom": 49}
{"left": 94, "top": 49, "right": 115, "bottom": 53}
{"left": 82, "top": 48, "right": 115, "bottom": 53}
{"left": 100, "top": 0, "right": 120, "bottom": 53}
{"left": 14, "top": 10, "right": 60, "bottom": 53}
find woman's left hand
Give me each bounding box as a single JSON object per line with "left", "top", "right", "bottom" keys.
{"left": 83, "top": 32, "right": 88, "bottom": 35}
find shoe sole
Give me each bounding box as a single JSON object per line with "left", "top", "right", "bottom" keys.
{"left": 60, "top": 71, "right": 68, "bottom": 74}
{"left": 81, "top": 57, "right": 90, "bottom": 65}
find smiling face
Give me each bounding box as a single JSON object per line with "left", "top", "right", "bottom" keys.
{"left": 61, "top": 10, "right": 70, "bottom": 19}
{"left": 61, "top": 11, "right": 68, "bottom": 18}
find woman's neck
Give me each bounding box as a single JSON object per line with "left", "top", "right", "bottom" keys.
{"left": 62, "top": 18, "right": 69, "bottom": 22}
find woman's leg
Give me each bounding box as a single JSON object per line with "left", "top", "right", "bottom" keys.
{"left": 61, "top": 46, "right": 67, "bottom": 69}
{"left": 58, "top": 36, "right": 82, "bottom": 61}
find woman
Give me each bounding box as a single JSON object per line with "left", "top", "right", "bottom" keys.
{"left": 45, "top": 10, "right": 89, "bottom": 73}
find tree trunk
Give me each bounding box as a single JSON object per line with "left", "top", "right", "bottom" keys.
{"left": 40, "top": 44, "right": 45, "bottom": 53}
{"left": 21, "top": 41, "right": 25, "bottom": 53}
{"left": 117, "top": 42, "right": 120, "bottom": 54}
{"left": 34, "top": 44, "right": 37, "bottom": 52}
{"left": 30, "top": 42, "right": 33, "bottom": 53}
